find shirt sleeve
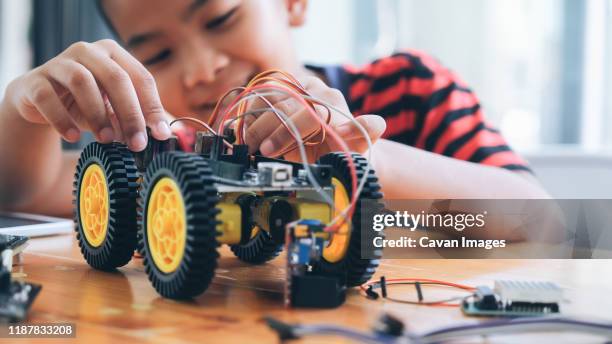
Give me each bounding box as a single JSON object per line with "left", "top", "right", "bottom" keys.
{"left": 409, "top": 51, "right": 530, "bottom": 172}
{"left": 347, "top": 51, "right": 531, "bottom": 173}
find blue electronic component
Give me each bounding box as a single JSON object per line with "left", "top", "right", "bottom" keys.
{"left": 296, "top": 241, "right": 312, "bottom": 264}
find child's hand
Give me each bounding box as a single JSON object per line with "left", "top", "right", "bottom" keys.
{"left": 245, "top": 76, "right": 386, "bottom": 161}
{"left": 3, "top": 39, "right": 171, "bottom": 151}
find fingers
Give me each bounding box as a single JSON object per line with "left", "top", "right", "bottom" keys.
{"left": 247, "top": 90, "right": 289, "bottom": 111}
{"left": 14, "top": 40, "right": 170, "bottom": 151}
{"left": 62, "top": 40, "right": 171, "bottom": 151}
{"left": 99, "top": 40, "right": 171, "bottom": 141}
{"left": 335, "top": 114, "right": 387, "bottom": 142}
{"left": 241, "top": 74, "right": 381, "bottom": 158}
{"left": 103, "top": 94, "right": 125, "bottom": 143}
{"left": 261, "top": 112, "right": 386, "bottom": 157}
{"left": 328, "top": 115, "right": 386, "bottom": 154}
{"left": 300, "top": 115, "right": 386, "bottom": 157}
{"left": 43, "top": 59, "right": 113, "bottom": 143}
{"left": 244, "top": 97, "right": 296, "bottom": 153}
{"left": 260, "top": 107, "right": 321, "bottom": 156}
{"left": 68, "top": 42, "right": 147, "bottom": 151}
{"left": 26, "top": 78, "right": 80, "bottom": 142}
{"left": 244, "top": 76, "right": 350, "bottom": 156}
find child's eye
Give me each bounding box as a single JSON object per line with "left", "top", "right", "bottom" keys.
{"left": 205, "top": 6, "right": 239, "bottom": 30}
{"left": 143, "top": 49, "right": 172, "bottom": 66}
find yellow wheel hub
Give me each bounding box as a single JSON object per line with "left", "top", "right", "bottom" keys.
{"left": 146, "top": 177, "right": 186, "bottom": 274}
{"left": 79, "top": 164, "right": 109, "bottom": 248}
{"left": 323, "top": 178, "right": 351, "bottom": 263}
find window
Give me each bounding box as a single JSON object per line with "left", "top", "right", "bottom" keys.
{"left": 0, "top": 0, "right": 32, "bottom": 96}
{"left": 294, "top": 0, "right": 612, "bottom": 151}
{"left": 4, "top": 0, "right": 610, "bottom": 151}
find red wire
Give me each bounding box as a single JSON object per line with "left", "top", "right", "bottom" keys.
{"left": 216, "top": 84, "right": 359, "bottom": 232}
{"left": 359, "top": 278, "right": 476, "bottom": 308}
{"left": 360, "top": 278, "right": 475, "bottom": 291}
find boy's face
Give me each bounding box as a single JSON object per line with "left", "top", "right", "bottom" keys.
{"left": 103, "top": 0, "right": 307, "bottom": 122}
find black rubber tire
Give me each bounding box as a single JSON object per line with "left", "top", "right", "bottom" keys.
{"left": 230, "top": 230, "right": 283, "bottom": 264}
{"left": 74, "top": 142, "right": 139, "bottom": 270}
{"left": 139, "top": 152, "right": 219, "bottom": 299}
{"left": 312, "top": 152, "right": 384, "bottom": 287}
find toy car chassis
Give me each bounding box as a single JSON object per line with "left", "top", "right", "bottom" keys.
{"left": 73, "top": 131, "right": 383, "bottom": 307}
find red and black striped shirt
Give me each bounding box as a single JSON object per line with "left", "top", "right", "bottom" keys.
{"left": 309, "top": 50, "right": 530, "bottom": 172}
{"left": 175, "top": 51, "right": 529, "bottom": 172}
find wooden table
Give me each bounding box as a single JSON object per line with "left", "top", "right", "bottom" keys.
{"left": 6, "top": 234, "right": 612, "bottom": 343}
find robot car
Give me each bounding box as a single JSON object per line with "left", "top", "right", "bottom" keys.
{"left": 73, "top": 131, "right": 383, "bottom": 307}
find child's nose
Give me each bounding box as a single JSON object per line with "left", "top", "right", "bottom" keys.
{"left": 181, "top": 42, "right": 230, "bottom": 88}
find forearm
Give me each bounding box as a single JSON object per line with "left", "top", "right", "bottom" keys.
{"left": 367, "top": 140, "right": 552, "bottom": 241}
{"left": 370, "top": 139, "right": 549, "bottom": 200}
{"left": 0, "top": 96, "right": 66, "bottom": 212}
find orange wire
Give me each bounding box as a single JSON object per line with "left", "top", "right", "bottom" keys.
{"left": 170, "top": 117, "right": 232, "bottom": 149}
{"left": 234, "top": 91, "right": 331, "bottom": 157}
{"left": 214, "top": 73, "right": 331, "bottom": 157}
{"left": 359, "top": 278, "right": 475, "bottom": 307}
{"left": 170, "top": 117, "right": 215, "bottom": 133}
{"left": 360, "top": 278, "right": 475, "bottom": 291}
{"left": 207, "top": 87, "right": 246, "bottom": 128}
{"left": 193, "top": 69, "right": 359, "bottom": 232}
{"left": 232, "top": 70, "right": 330, "bottom": 151}
{"left": 215, "top": 82, "right": 359, "bottom": 232}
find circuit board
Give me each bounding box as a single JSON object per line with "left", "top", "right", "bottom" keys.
{"left": 462, "top": 300, "right": 560, "bottom": 317}
{"left": 462, "top": 282, "right": 562, "bottom": 318}
{"left": 0, "top": 281, "right": 42, "bottom": 323}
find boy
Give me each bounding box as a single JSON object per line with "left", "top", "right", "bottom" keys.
{"left": 0, "top": 0, "right": 548, "bottom": 221}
